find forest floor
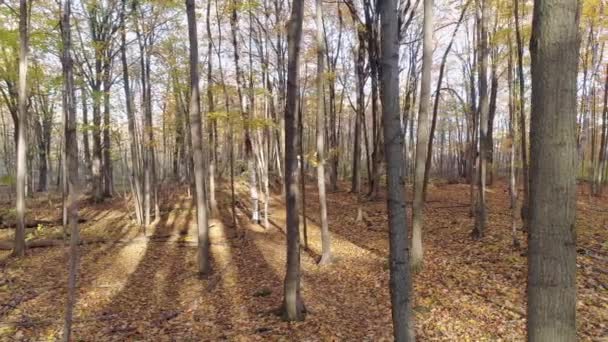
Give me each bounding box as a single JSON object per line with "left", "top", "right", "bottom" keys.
{"left": 0, "top": 179, "right": 606, "bottom": 341}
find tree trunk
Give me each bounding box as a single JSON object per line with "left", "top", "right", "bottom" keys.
{"left": 13, "top": 0, "right": 29, "bottom": 258}
{"left": 186, "top": 0, "right": 210, "bottom": 276}
{"left": 91, "top": 64, "right": 103, "bottom": 202}
{"left": 473, "top": 0, "right": 489, "bottom": 239}
{"left": 486, "top": 52, "right": 498, "bottom": 186}
{"left": 422, "top": 0, "right": 468, "bottom": 199}
{"left": 507, "top": 30, "right": 519, "bottom": 248}
{"left": 527, "top": 0, "right": 579, "bottom": 339}
{"left": 514, "top": 0, "right": 529, "bottom": 229}
{"left": 411, "top": 0, "right": 433, "bottom": 271}
{"left": 81, "top": 88, "right": 91, "bottom": 181}
{"left": 212, "top": 0, "right": 237, "bottom": 227}
{"left": 314, "top": 0, "right": 332, "bottom": 265}
{"left": 121, "top": 0, "right": 144, "bottom": 227}
{"left": 61, "top": 0, "right": 81, "bottom": 339}
{"left": 596, "top": 64, "right": 608, "bottom": 194}
{"left": 102, "top": 60, "right": 113, "bottom": 197}
{"left": 35, "top": 114, "right": 48, "bottom": 192}
{"left": 230, "top": 0, "right": 260, "bottom": 224}
{"left": 351, "top": 31, "right": 364, "bottom": 194}
{"left": 206, "top": 0, "right": 218, "bottom": 217}
{"left": 380, "top": 0, "right": 414, "bottom": 339}
{"left": 283, "top": 0, "right": 306, "bottom": 321}
{"left": 298, "top": 87, "right": 308, "bottom": 249}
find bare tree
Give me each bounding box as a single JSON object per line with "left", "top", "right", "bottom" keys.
{"left": 315, "top": 0, "right": 332, "bottom": 265}
{"left": 61, "top": 0, "right": 81, "bottom": 339}
{"left": 423, "top": 0, "right": 469, "bottom": 198}
{"left": 186, "top": 0, "right": 210, "bottom": 276}
{"left": 229, "top": 0, "right": 260, "bottom": 224}
{"left": 283, "top": 0, "right": 306, "bottom": 322}
{"left": 12, "top": 0, "right": 29, "bottom": 257}
{"left": 513, "top": 0, "right": 529, "bottom": 228}
{"left": 411, "top": 0, "right": 433, "bottom": 270}
{"left": 206, "top": 0, "right": 218, "bottom": 216}
{"left": 120, "top": 0, "right": 144, "bottom": 227}
{"left": 473, "top": 0, "right": 489, "bottom": 239}
{"left": 380, "top": 0, "right": 414, "bottom": 339}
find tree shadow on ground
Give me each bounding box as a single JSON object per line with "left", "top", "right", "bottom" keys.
{"left": 0, "top": 195, "right": 145, "bottom": 340}
{"left": 74, "top": 197, "right": 195, "bottom": 339}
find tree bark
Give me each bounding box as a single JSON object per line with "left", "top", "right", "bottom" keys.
{"left": 527, "top": 0, "right": 579, "bottom": 339}
{"left": 596, "top": 64, "right": 608, "bottom": 194}
{"left": 380, "top": 0, "right": 414, "bottom": 339}
{"left": 411, "top": 0, "right": 433, "bottom": 271}
{"left": 283, "top": 0, "right": 306, "bottom": 321}
{"left": 12, "top": 0, "right": 29, "bottom": 258}
{"left": 206, "top": 0, "right": 218, "bottom": 216}
{"left": 473, "top": 0, "right": 489, "bottom": 239}
{"left": 514, "top": 0, "right": 529, "bottom": 229}
{"left": 315, "top": 0, "right": 332, "bottom": 265}
{"left": 121, "top": 0, "right": 144, "bottom": 227}
{"left": 186, "top": 0, "right": 210, "bottom": 276}
{"left": 102, "top": 57, "right": 113, "bottom": 197}
{"left": 81, "top": 88, "right": 91, "bottom": 180}
{"left": 507, "top": 29, "right": 519, "bottom": 248}
{"left": 422, "top": 0, "right": 468, "bottom": 199}
{"left": 230, "top": 0, "right": 260, "bottom": 224}
{"left": 61, "top": 0, "right": 81, "bottom": 339}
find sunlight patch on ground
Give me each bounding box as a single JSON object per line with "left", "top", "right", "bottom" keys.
{"left": 79, "top": 238, "right": 148, "bottom": 312}
{"left": 267, "top": 198, "right": 378, "bottom": 264}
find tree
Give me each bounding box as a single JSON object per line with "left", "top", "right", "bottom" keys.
{"left": 527, "top": 0, "right": 579, "bottom": 339}
{"left": 186, "top": 0, "right": 210, "bottom": 276}
{"left": 423, "top": 0, "right": 469, "bottom": 198}
{"left": 411, "top": 0, "right": 433, "bottom": 270}
{"left": 283, "top": 0, "right": 306, "bottom": 322}
{"left": 61, "top": 0, "right": 81, "bottom": 339}
{"left": 229, "top": 0, "right": 260, "bottom": 224}
{"left": 206, "top": 0, "right": 218, "bottom": 216}
{"left": 12, "top": 0, "right": 29, "bottom": 258}
{"left": 120, "top": 0, "right": 144, "bottom": 227}
{"left": 380, "top": 0, "right": 414, "bottom": 339}
{"left": 513, "top": 0, "right": 529, "bottom": 229}
{"left": 473, "top": 0, "right": 489, "bottom": 239}
{"left": 507, "top": 25, "right": 519, "bottom": 248}
{"left": 314, "top": 0, "right": 331, "bottom": 265}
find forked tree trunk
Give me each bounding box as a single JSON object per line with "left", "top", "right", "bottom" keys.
{"left": 411, "top": 0, "right": 433, "bottom": 271}
{"left": 186, "top": 0, "right": 210, "bottom": 276}
{"left": 283, "top": 0, "right": 306, "bottom": 322}
{"left": 422, "top": 0, "right": 468, "bottom": 199}
{"left": 527, "top": 0, "right": 579, "bottom": 339}
{"left": 380, "top": 0, "right": 414, "bottom": 339}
